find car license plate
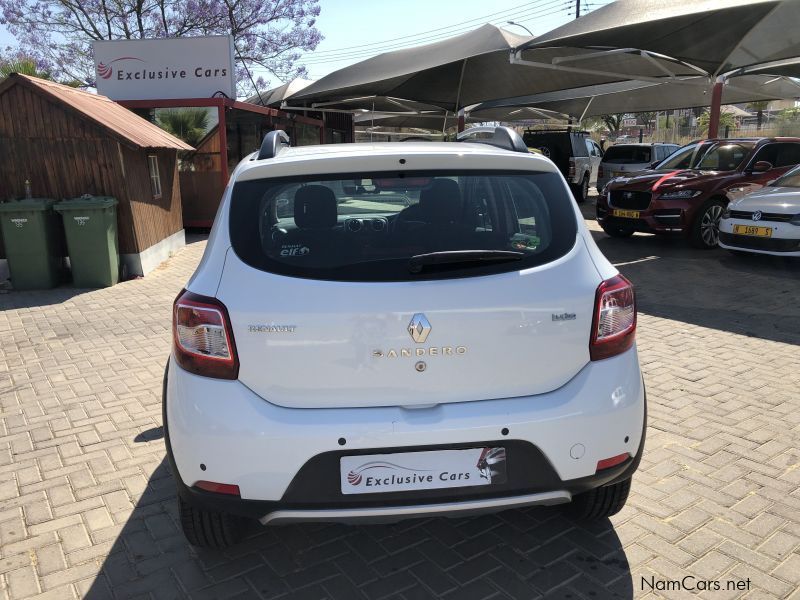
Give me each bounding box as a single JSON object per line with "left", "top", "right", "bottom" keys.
{"left": 340, "top": 447, "right": 507, "bottom": 495}
{"left": 733, "top": 224, "right": 772, "bottom": 237}
{"left": 612, "top": 209, "right": 640, "bottom": 219}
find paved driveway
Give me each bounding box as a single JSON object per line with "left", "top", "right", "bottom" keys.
{"left": 1, "top": 207, "right": 799, "bottom": 600}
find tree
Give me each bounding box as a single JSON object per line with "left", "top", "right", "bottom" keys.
{"left": 601, "top": 114, "right": 626, "bottom": 137}
{"left": 635, "top": 111, "right": 657, "bottom": 127}
{"left": 746, "top": 101, "right": 770, "bottom": 130}
{"left": 0, "top": 52, "right": 51, "bottom": 80}
{"left": 156, "top": 108, "right": 211, "bottom": 147}
{"left": 0, "top": 0, "right": 322, "bottom": 94}
{"left": 696, "top": 109, "right": 737, "bottom": 136}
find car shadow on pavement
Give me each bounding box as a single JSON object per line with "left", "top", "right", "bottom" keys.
{"left": 590, "top": 231, "right": 800, "bottom": 346}
{"left": 83, "top": 455, "right": 635, "bottom": 600}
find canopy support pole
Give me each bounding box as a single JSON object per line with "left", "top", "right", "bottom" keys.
{"left": 707, "top": 77, "right": 725, "bottom": 139}
{"left": 578, "top": 96, "right": 595, "bottom": 123}
{"left": 455, "top": 59, "right": 468, "bottom": 133}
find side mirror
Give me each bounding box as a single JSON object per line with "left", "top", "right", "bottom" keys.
{"left": 752, "top": 161, "right": 773, "bottom": 173}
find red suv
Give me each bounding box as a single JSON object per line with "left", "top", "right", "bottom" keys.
{"left": 597, "top": 138, "right": 800, "bottom": 248}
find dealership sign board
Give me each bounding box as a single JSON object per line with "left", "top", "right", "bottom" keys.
{"left": 93, "top": 36, "right": 236, "bottom": 100}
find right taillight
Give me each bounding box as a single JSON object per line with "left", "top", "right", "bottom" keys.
{"left": 173, "top": 289, "right": 239, "bottom": 379}
{"left": 568, "top": 157, "right": 576, "bottom": 179}
{"left": 590, "top": 275, "right": 636, "bottom": 361}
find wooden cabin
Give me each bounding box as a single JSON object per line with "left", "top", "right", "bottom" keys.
{"left": 0, "top": 74, "right": 193, "bottom": 278}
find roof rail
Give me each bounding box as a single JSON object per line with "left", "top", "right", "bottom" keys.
{"left": 456, "top": 126, "right": 528, "bottom": 154}
{"left": 257, "top": 130, "right": 291, "bottom": 160}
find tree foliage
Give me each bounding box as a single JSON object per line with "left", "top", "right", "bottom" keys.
{"left": 696, "top": 109, "right": 737, "bottom": 135}
{"left": 156, "top": 108, "right": 211, "bottom": 147}
{"left": 0, "top": 51, "right": 51, "bottom": 80}
{"left": 601, "top": 114, "right": 626, "bottom": 136}
{"left": 0, "top": 0, "right": 322, "bottom": 93}
{"left": 746, "top": 100, "right": 770, "bottom": 130}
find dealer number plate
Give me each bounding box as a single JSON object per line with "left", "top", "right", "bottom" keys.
{"left": 733, "top": 224, "right": 772, "bottom": 237}
{"left": 612, "top": 209, "right": 640, "bottom": 219}
{"left": 340, "top": 447, "right": 507, "bottom": 495}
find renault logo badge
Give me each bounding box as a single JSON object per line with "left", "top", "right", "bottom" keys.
{"left": 407, "top": 314, "right": 432, "bottom": 344}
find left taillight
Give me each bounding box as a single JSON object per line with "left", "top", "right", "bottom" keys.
{"left": 173, "top": 289, "right": 239, "bottom": 380}
{"left": 590, "top": 275, "right": 636, "bottom": 361}
{"left": 568, "top": 157, "right": 576, "bottom": 179}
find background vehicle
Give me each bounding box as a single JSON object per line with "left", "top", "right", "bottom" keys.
{"left": 597, "top": 137, "right": 800, "bottom": 248}
{"left": 522, "top": 129, "right": 598, "bottom": 203}
{"left": 597, "top": 143, "right": 679, "bottom": 193}
{"left": 719, "top": 163, "right": 800, "bottom": 256}
{"left": 165, "top": 128, "right": 646, "bottom": 548}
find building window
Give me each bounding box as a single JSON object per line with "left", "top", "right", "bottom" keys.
{"left": 148, "top": 155, "right": 162, "bottom": 199}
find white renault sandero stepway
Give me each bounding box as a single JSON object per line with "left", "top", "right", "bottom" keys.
{"left": 164, "top": 127, "right": 646, "bottom": 548}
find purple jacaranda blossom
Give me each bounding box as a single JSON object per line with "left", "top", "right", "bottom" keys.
{"left": 0, "top": 0, "right": 321, "bottom": 94}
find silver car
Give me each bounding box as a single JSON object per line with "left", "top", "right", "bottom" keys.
{"left": 597, "top": 143, "right": 679, "bottom": 193}
{"left": 719, "top": 164, "right": 800, "bottom": 256}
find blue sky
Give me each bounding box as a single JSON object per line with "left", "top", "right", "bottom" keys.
{"left": 1, "top": 0, "right": 609, "bottom": 84}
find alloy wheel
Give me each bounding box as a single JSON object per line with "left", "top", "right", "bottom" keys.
{"left": 700, "top": 204, "right": 724, "bottom": 247}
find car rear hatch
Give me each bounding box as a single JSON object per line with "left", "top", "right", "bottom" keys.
{"left": 218, "top": 169, "right": 602, "bottom": 409}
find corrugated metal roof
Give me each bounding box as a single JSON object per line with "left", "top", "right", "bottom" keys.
{"left": 4, "top": 74, "right": 194, "bottom": 150}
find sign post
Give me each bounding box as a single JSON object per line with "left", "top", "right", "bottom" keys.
{"left": 93, "top": 36, "right": 236, "bottom": 101}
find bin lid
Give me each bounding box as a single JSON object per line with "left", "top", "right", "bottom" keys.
{"left": 0, "top": 198, "right": 57, "bottom": 212}
{"left": 54, "top": 196, "right": 118, "bottom": 211}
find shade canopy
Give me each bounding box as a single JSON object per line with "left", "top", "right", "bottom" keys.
{"left": 473, "top": 75, "right": 800, "bottom": 119}
{"left": 354, "top": 112, "right": 468, "bottom": 130}
{"left": 290, "top": 23, "right": 703, "bottom": 112}
{"left": 518, "top": 0, "right": 800, "bottom": 78}
{"left": 246, "top": 78, "right": 314, "bottom": 107}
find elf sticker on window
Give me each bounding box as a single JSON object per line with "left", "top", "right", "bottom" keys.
{"left": 74, "top": 216, "right": 90, "bottom": 226}
{"left": 10, "top": 218, "right": 27, "bottom": 228}
{"left": 280, "top": 244, "right": 310, "bottom": 257}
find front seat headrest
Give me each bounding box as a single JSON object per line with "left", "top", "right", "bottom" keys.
{"left": 294, "top": 185, "right": 337, "bottom": 229}
{"left": 419, "top": 179, "right": 463, "bottom": 224}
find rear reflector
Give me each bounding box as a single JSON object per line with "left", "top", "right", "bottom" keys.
{"left": 173, "top": 290, "right": 239, "bottom": 379}
{"left": 596, "top": 453, "right": 630, "bottom": 472}
{"left": 590, "top": 274, "right": 636, "bottom": 361}
{"left": 194, "top": 481, "right": 241, "bottom": 496}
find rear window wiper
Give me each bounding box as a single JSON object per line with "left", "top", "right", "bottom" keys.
{"left": 408, "top": 250, "right": 524, "bottom": 274}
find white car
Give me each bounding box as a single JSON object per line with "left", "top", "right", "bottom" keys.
{"left": 720, "top": 164, "right": 800, "bottom": 256}
{"left": 164, "top": 127, "right": 646, "bottom": 548}
{"left": 596, "top": 143, "right": 679, "bottom": 193}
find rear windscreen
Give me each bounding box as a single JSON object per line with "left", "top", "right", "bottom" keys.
{"left": 229, "top": 171, "right": 578, "bottom": 282}
{"left": 603, "top": 146, "right": 652, "bottom": 164}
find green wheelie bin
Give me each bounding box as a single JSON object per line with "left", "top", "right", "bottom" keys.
{"left": 55, "top": 196, "right": 119, "bottom": 288}
{"left": 0, "top": 198, "right": 64, "bottom": 289}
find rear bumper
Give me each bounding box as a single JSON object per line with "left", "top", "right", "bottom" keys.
{"left": 164, "top": 347, "right": 646, "bottom": 522}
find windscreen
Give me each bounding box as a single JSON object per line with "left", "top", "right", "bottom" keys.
{"left": 657, "top": 141, "right": 753, "bottom": 171}
{"left": 773, "top": 164, "right": 800, "bottom": 187}
{"left": 603, "top": 146, "right": 652, "bottom": 164}
{"left": 229, "top": 171, "right": 578, "bottom": 282}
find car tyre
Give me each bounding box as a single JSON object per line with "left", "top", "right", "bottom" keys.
{"left": 179, "top": 496, "right": 245, "bottom": 549}
{"left": 690, "top": 199, "right": 725, "bottom": 249}
{"left": 572, "top": 175, "right": 589, "bottom": 203}
{"left": 601, "top": 224, "right": 635, "bottom": 238}
{"left": 567, "top": 477, "right": 631, "bottom": 519}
